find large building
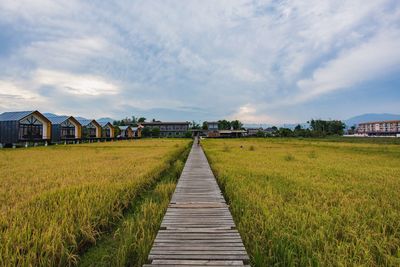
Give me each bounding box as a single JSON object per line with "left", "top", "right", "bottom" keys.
{"left": 357, "top": 120, "right": 400, "bottom": 137}
{"left": 140, "top": 121, "right": 190, "bottom": 137}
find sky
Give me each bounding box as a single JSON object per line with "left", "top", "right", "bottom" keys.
{"left": 0, "top": 0, "right": 399, "bottom": 124}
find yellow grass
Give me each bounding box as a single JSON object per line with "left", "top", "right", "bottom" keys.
{"left": 0, "top": 139, "right": 191, "bottom": 266}
{"left": 202, "top": 138, "right": 400, "bottom": 266}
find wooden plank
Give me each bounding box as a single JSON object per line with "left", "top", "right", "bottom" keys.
{"left": 145, "top": 140, "right": 250, "bottom": 266}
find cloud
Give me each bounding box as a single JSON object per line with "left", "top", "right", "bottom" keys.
{"left": 0, "top": 0, "right": 399, "bottom": 122}
{"left": 34, "top": 69, "right": 120, "bottom": 96}
{"left": 0, "top": 80, "right": 43, "bottom": 109}
{"left": 295, "top": 29, "right": 400, "bottom": 103}
{"left": 230, "top": 104, "right": 280, "bottom": 124}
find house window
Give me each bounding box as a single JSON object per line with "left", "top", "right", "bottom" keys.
{"left": 61, "top": 127, "right": 75, "bottom": 138}
{"left": 19, "top": 124, "right": 43, "bottom": 140}
{"left": 19, "top": 115, "right": 43, "bottom": 140}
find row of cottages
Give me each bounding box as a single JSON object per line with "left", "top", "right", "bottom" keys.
{"left": 0, "top": 111, "right": 141, "bottom": 146}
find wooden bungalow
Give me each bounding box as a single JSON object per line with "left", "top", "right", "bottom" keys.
{"left": 76, "top": 119, "right": 102, "bottom": 140}
{"left": 118, "top": 126, "right": 133, "bottom": 139}
{"left": 0, "top": 111, "right": 52, "bottom": 145}
{"left": 99, "top": 121, "right": 115, "bottom": 139}
{"left": 132, "top": 125, "right": 143, "bottom": 138}
{"left": 47, "top": 115, "right": 82, "bottom": 143}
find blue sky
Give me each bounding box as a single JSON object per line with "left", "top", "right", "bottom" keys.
{"left": 0, "top": 0, "right": 399, "bottom": 124}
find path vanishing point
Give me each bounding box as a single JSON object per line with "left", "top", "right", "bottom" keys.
{"left": 144, "top": 140, "right": 250, "bottom": 267}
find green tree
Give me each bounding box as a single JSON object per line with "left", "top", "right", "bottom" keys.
{"left": 256, "top": 130, "right": 265, "bottom": 137}
{"left": 218, "top": 120, "right": 231, "bottom": 130}
{"left": 202, "top": 121, "right": 208, "bottom": 130}
{"left": 184, "top": 131, "right": 193, "bottom": 138}
{"left": 191, "top": 121, "right": 201, "bottom": 129}
{"left": 309, "top": 119, "right": 345, "bottom": 136}
{"left": 151, "top": 127, "right": 160, "bottom": 137}
{"left": 231, "top": 120, "right": 243, "bottom": 130}
{"left": 138, "top": 117, "right": 146, "bottom": 123}
{"left": 278, "top": 128, "right": 293, "bottom": 137}
{"left": 142, "top": 127, "right": 151, "bottom": 137}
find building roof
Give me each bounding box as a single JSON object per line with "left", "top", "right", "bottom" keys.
{"left": 47, "top": 115, "right": 69, "bottom": 124}
{"left": 219, "top": 130, "right": 247, "bottom": 134}
{"left": 0, "top": 111, "right": 35, "bottom": 121}
{"left": 358, "top": 120, "right": 400, "bottom": 125}
{"left": 76, "top": 118, "right": 100, "bottom": 128}
{"left": 98, "top": 121, "right": 113, "bottom": 127}
{"left": 141, "top": 121, "right": 190, "bottom": 125}
{"left": 119, "top": 125, "right": 131, "bottom": 130}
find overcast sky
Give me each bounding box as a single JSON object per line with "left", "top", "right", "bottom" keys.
{"left": 0, "top": 0, "right": 399, "bottom": 123}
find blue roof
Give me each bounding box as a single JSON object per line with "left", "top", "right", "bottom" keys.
{"left": 98, "top": 121, "right": 112, "bottom": 127}
{"left": 0, "top": 111, "right": 35, "bottom": 121}
{"left": 119, "top": 126, "right": 131, "bottom": 130}
{"left": 47, "top": 115, "right": 69, "bottom": 124}
{"left": 76, "top": 118, "right": 92, "bottom": 126}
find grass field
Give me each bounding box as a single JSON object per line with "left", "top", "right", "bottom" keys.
{"left": 202, "top": 138, "right": 400, "bottom": 266}
{"left": 0, "top": 139, "right": 191, "bottom": 266}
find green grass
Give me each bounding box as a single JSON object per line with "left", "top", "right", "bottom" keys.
{"left": 202, "top": 138, "right": 400, "bottom": 266}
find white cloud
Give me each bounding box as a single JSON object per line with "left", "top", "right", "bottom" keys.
{"left": 0, "top": 0, "right": 399, "bottom": 121}
{"left": 296, "top": 29, "right": 400, "bottom": 103}
{"left": 230, "top": 104, "right": 279, "bottom": 124}
{"left": 0, "top": 80, "right": 44, "bottom": 109}
{"left": 34, "top": 69, "right": 120, "bottom": 96}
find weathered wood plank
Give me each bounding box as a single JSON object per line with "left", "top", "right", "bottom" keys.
{"left": 145, "top": 141, "right": 249, "bottom": 266}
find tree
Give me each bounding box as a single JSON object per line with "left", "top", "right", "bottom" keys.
{"left": 142, "top": 127, "right": 151, "bottom": 137}
{"left": 218, "top": 120, "right": 231, "bottom": 130}
{"left": 278, "top": 128, "right": 293, "bottom": 137}
{"left": 348, "top": 125, "right": 357, "bottom": 135}
{"left": 231, "top": 120, "right": 243, "bottom": 130}
{"left": 151, "top": 127, "right": 160, "bottom": 137}
{"left": 184, "top": 131, "right": 192, "bottom": 138}
{"left": 256, "top": 130, "right": 265, "bottom": 137}
{"left": 138, "top": 117, "right": 146, "bottom": 123}
{"left": 202, "top": 121, "right": 208, "bottom": 130}
{"left": 309, "top": 119, "right": 345, "bottom": 136}
{"left": 190, "top": 121, "right": 201, "bottom": 129}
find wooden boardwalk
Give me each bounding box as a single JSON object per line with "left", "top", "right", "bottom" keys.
{"left": 144, "top": 141, "right": 250, "bottom": 267}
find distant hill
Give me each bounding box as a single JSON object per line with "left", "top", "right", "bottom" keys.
{"left": 345, "top": 113, "right": 400, "bottom": 127}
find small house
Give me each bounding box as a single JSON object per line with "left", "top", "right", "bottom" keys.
{"left": 47, "top": 115, "right": 82, "bottom": 143}
{"left": 118, "top": 126, "right": 133, "bottom": 138}
{"left": 99, "top": 121, "right": 115, "bottom": 139}
{"left": 77, "top": 119, "right": 102, "bottom": 140}
{"left": 0, "top": 111, "right": 52, "bottom": 145}
{"left": 206, "top": 121, "right": 220, "bottom": 137}
{"left": 132, "top": 125, "right": 143, "bottom": 138}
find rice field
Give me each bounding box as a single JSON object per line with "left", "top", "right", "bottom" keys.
{"left": 0, "top": 139, "right": 191, "bottom": 266}
{"left": 202, "top": 138, "right": 400, "bottom": 266}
